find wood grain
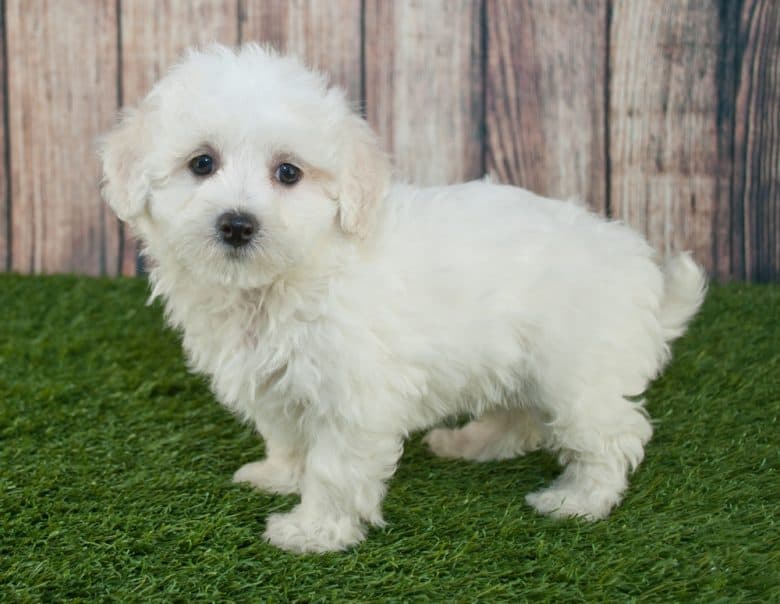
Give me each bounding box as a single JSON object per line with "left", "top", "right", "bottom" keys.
{"left": 0, "top": 0, "right": 7, "bottom": 270}
{"left": 486, "top": 0, "right": 607, "bottom": 213}
{"left": 7, "top": 0, "right": 119, "bottom": 275}
{"left": 240, "top": 0, "right": 362, "bottom": 104}
{"left": 710, "top": 0, "right": 742, "bottom": 281}
{"left": 0, "top": 1, "right": 777, "bottom": 281}
{"left": 364, "top": 0, "right": 483, "bottom": 185}
{"left": 733, "top": 0, "right": 780, "bottom": 282}
{"left": 118, "top": 0, "right": 240, "bottom": 275}
{"left": 610, "top": 0, "right": 721, "bottom": 270}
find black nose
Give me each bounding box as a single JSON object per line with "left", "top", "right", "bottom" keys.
{"left": 216, "top": 212, "right": 257, "bottom": 248}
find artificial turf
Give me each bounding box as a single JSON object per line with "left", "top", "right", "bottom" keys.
{"left": 0, "top": 273, "right": 778, "bottom": 602}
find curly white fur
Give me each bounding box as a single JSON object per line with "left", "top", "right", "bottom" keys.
{"left": 100, "top": 45, "right": 707, "bottom": 553}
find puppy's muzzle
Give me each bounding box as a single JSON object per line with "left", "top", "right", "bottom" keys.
{"left": 216, "top": 211, "right": 258, "bottom": 248}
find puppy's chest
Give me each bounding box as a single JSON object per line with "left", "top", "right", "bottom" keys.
{"left": 181, "top": 305, "right": 322, "bottom": 410}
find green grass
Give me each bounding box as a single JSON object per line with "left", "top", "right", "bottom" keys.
{"left": 1, "top": 274, "right": 778, "bottom": 602}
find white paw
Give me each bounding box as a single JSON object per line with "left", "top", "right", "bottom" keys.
{"left": 232, "top": 459, "right": 301, "bottom": 495}
{"left": 423, "top": 424, "right": 535, "bottom": 462}
{"left": 263, "top": 506, "right": 365, "bottom": 553}
{"left": 525, "top": 486, "right": 618, "bottom": 521}
{"left": 423, "top": 427, "right": 462, "bottom": 459}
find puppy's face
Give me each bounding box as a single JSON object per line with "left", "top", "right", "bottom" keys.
{"left": 101, "top": 46, "right": 389, "bottom": 288}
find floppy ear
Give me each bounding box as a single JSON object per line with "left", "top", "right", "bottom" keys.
{"left": 337, "top": 115, "right": 391, "bottom": 238}
{"left": 99, "top": 107, "right": 151, "bottom": 223}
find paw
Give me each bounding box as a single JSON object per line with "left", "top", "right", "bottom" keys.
{"left": 232, "top": 459, "right": 301, "bottom": 495}
{"left": 263, "top": 506, "right": 365, "bottom": 553}
{"left": 525, "top": 486, "right": 618, "bottom": 521}
{"left": 423, "top": 424, "right": 536, "bottom": 462}
{"left": 423, "top": 427, "right": 463, "bottom": 460}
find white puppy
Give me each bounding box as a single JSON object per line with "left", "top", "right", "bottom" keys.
{"left": 101, "top": 45, "right": 706, "bottom": 553}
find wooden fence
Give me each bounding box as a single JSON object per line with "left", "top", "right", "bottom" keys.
{"left": 0, "top": 0, "right": 777, "bottom": 281}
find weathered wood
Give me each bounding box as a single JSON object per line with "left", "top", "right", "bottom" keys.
{"left": 0, "top": 1, "right": 776, "bottom": 282}
{"left": 364, "top": 0, "right": 483, "bottom": 186}
{"left": 486, "top": 0, "right": 607, "bottom": 213}
{"left": 0, "top": 0, "right": 8, "bottom": 270}
{"left": 711, "top": 0, "right": 742, "bottom": 281}
{"left": 7, "top": 0, "right": 119, "bottom": 275}
{"left": 240, "top": 0, "right": 362, "bottom": 104}
{"left": 610, "top": 0, "right": 721, "bottom": 271}
{"left": 734, "top": 0, "right": 780, "bottom": 282}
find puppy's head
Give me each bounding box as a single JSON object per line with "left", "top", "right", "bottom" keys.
{"left": 100, "top": 44, "right": 390, "bottom": 287}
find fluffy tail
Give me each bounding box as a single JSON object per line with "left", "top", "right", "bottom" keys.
{"left": 659, "top": 252, "right": 707, "bottom": 343}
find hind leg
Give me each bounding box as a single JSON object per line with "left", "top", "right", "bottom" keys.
{"left": 525, "top": 391, "right": 652, "bottom": 520}
{"left": 424, "top": 407, "right": 546, "bottom": 462}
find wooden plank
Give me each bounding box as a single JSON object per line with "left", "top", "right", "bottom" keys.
{"left": 7, "top": 0, "right": 118, "bottom": 275}
{"left": 734, "top": 0, "right": 780, "bottom": 282}
{"left": 240, "top": 0, "right": 362, "bottom": 105}
{"left": 711, "top": 0, "right": 742, "bottom": 281}
{"left": 118, "top": 0, "right": 240, "bottom": 275}
{"left": 0, "top": 0, "right": 7, "bottom": 271}
{"left": 610, "top": 0, "right": 721, "bottom": 271}
{"left": 364, "top": 0, "right": 483, "bottom": 186}
{"left": 486, "top": 0, "right": 607, "bottom": 213}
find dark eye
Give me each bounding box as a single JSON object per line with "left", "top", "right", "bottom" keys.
{"left": 275, "top": 162, "right": 302, "bottom": 186}
{"left": 189, "top": 154, "right": 216, "bottom": 176}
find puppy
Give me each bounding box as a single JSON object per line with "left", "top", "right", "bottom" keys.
{"left": 101, "top": 44, "right": 706, "bottom": 553}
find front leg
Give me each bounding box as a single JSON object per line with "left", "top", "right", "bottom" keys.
{"left": 264, "top": 422, "right": 403, "bottom": 553}
{"left": 233, "top": 416, "right": 305, "bottom": 495}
